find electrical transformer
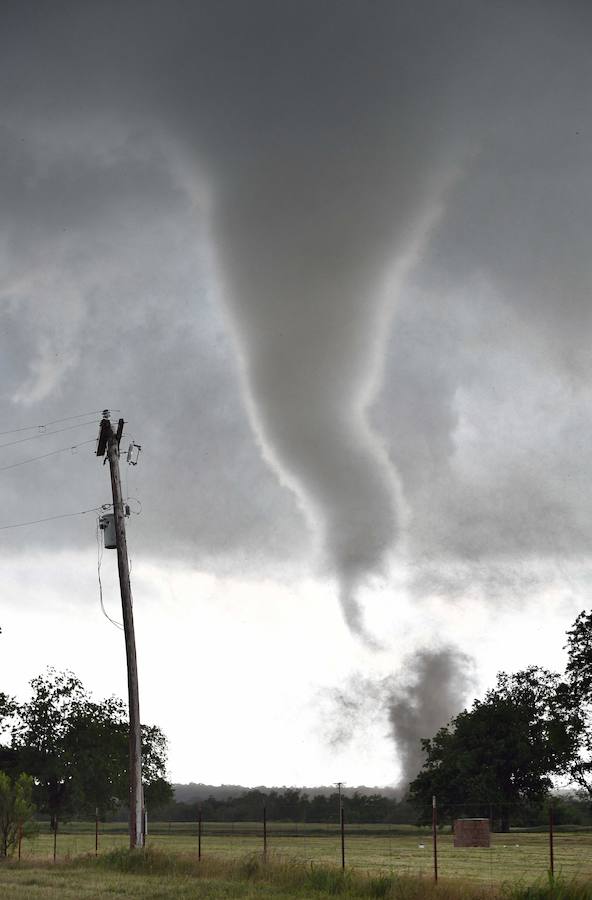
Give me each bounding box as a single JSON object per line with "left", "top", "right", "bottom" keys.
{"left": 100, "top": 513, "right": 117, "bottom": 549}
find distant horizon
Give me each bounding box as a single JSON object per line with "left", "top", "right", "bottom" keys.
{"left": 171, "top": 782, "right": 402, "bottom": 804}
{"left": 173, "top": 781, "right": 399, "bottom": 791}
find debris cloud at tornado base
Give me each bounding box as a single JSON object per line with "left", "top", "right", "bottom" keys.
{"left": 326, "top": 646, "right": 475, "bottom": 791}
{"left": 387, "top": 647, "right": 475, "bottom": 791}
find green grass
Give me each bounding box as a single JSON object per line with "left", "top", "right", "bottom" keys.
{"left": 12, "top": 821, "right": 592, "bottom": 885}
{"left": 2, "top": 847, "right": 592, "bottom": 899}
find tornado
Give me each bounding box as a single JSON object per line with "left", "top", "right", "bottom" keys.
{"left": 211, "top": 157, "right": 443, "bottom": 641}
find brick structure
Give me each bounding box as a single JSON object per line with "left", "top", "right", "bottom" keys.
{"left": 453, "top": 818, "right": 490, "bottom": 848}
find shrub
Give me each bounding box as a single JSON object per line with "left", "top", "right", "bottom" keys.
{"left": 0, "top": 771, "right": 36, "bottom": 857}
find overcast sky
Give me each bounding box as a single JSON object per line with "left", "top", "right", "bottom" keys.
{"left": 2, "top": 1, "right": 592, "bottom": 788}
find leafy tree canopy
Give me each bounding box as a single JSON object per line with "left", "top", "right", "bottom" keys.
{"left": 562, "top": 610, "right": 592, "bottom": 796}
{"left": 408, "top": 667, "right": 574, "bottom": 831}
{"left": 1, "top": 669, "right": 172, "bottom": 826}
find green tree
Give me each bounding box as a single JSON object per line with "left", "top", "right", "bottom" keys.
{"left": 0, "top": 693, "right": 19, "bottom": 776}
{"left": 141, "top": 724, "right": 173, "bottom": 810}
{"left": 11, "top": 670, "right": 84, "bottom": 827}
{"left": 408, "top": 667, "right": 573, "bottom": 831}
{"left": 0, "top": 771, "right": 36, "bottom": 857}
{"left": 7, "top": 669, "right": 172, "bottom": 825}
{"left": 562, "top": 610, "right": 592, "bottom": 797}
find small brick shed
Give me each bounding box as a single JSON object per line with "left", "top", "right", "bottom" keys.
{"left": 453, "top": 818, "right": 490, "bottom": 848}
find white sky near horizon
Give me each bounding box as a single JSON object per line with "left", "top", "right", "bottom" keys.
{"left": 1, "top": 549, "right": 580, "bottom": 787}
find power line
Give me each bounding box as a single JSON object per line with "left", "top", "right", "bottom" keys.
{"left": 0, "top": 421, "right": 100, "bottom": 451}
{"left": 0, "top": 410, "right": 119, "bottom": 438}
{"left": 0, "top": 506, "right": 103, "bottom": 532}
{"left": 0, "top": 438, "right": 97, "bottom": 473}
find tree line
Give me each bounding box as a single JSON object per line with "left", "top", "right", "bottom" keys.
{"left": 149, "top": 787, "right": 592, "bottom": 829}
{"left": 153, "top": 788, "right": 419, "bottom": 824}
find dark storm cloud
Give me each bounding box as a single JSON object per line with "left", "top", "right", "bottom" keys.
{"left": 0, "top": 123, "right": 307, "bottom": 565}
{"left": 1, "top": 0, "right": 592, "bottom": 613}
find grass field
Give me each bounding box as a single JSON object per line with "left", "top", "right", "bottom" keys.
{"left": 2, "top": 845, "right": 592, "bottom": 900}
{"left": 6, "top": 821, "right": 592, "bottom": 886}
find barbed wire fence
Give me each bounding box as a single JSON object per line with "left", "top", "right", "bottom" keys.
{"left": 14, "top": 797, "right": 592, "bottom": 885}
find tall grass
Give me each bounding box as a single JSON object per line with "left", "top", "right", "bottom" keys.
{"left": 86, "top": 846, "right": 502, "bottom": 896}
{"left": 505, "top": 877, "right": 592, "bottom": 900}
{"left": 7, "top": 847, "right": 592, "bottom": 899}
{"left": 94, "top": 848, "right": 592, "bottom": 898}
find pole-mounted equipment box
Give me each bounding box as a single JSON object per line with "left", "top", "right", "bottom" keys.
{"left": 99, "top": 513, "right": 117, "bottom": 549}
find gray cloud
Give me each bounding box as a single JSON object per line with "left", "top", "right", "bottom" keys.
{"left": 0, "top": 123, "right": 307, "bottom": 568}
{"left": 1, "top": 1, "right": 592, "bottom": 611}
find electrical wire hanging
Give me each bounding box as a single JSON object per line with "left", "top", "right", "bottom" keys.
{"left": 0, "top": 409, "right": 120, "bottom": 438}
{"left": 0, "top": 506, "right": 103, "bottom": 532}
{"left": 96, "top": 518, "right": 124, "bottom": 630}
{"left": 0, "top": 438, "right": 97, "bottom": 473}
{"left": 0, "top": 421, "right": 100, "bottom": 451}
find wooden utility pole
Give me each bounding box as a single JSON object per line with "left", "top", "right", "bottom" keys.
{"left": 97, "top": 410, "right": 144, "bottom": 849}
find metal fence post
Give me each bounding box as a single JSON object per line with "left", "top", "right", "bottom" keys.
{"left": 198, "top": 808, "right": 202, "bottom": 861}
{"left": 53, "top": 820, "right": 58, "bottom": 863}
{"left": 432, "top": 795, "right": 438, "bottom": 883}
{"left": 549, "top": 804, "right": 554, "bottom": 878}
{"left": 95, "top": 808, "right": 99, "bottom": 856}
{"left": 340, "top": 807, "right": 345, "bottom": 870}
{"left": 263, "top": 805, "right": 267, "bottom": 861}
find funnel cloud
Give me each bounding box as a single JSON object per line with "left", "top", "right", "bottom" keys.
{"left": 213, "top": 177, "right": 447, "bottom": 638}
